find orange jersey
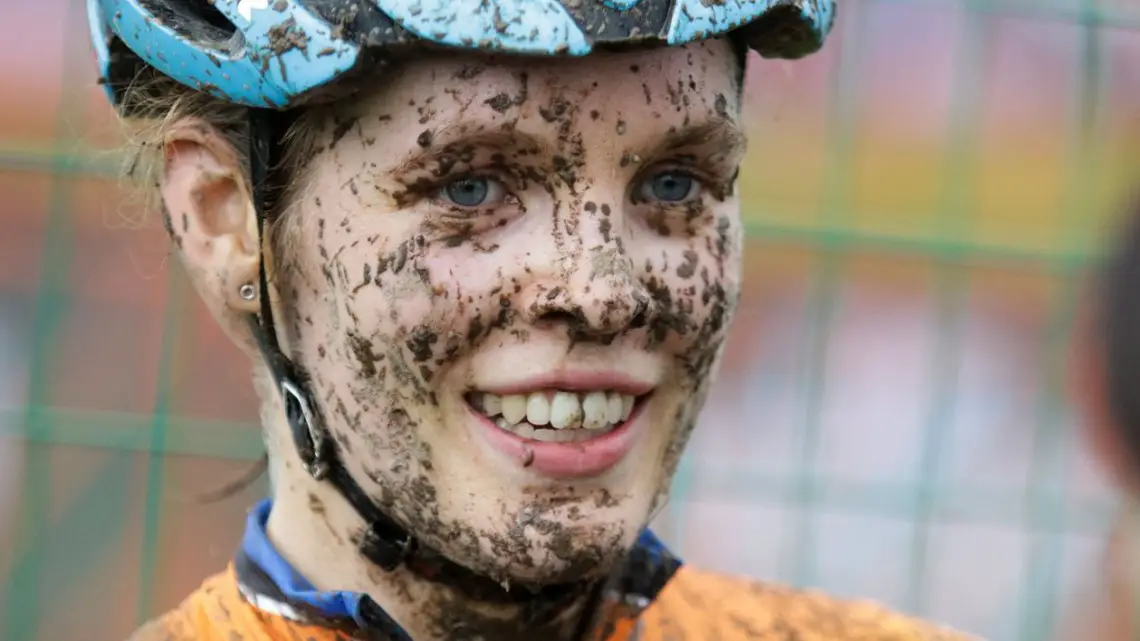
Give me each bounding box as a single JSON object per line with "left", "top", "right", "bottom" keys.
{"left": 127, "top": 564, "right": 978, "bottom": 641}
{"left": 127, "top": 500, "right": 978, "bottom": 641}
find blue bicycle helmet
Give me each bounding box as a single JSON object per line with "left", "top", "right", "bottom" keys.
{"left": 89, "top": 0, "right": 836, "bottom": 112}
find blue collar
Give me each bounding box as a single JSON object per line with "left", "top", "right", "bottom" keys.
{"left": 238, "top": 499, "right": 375, "bottom": 626}
{"left": 235, "top": 498, "right": 681, "bottom": 639}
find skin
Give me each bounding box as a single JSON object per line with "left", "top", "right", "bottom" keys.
{"left": 160, "top": 39, "right": 746, "bottom": 640}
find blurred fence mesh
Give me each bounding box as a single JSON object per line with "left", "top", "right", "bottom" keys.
{"left": 2, "top": 0, "right": 1140, "bottom": 640}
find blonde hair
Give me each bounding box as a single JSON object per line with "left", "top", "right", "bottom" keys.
{"left": 116, "top": 69, "right": 324, "bottom": 261}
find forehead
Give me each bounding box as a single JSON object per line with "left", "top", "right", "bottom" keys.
{"left": 412, "top": 37, "right": 735, "bottom": 83}
{"left": 332, "top": 40, "right": 740, "bottom": 151}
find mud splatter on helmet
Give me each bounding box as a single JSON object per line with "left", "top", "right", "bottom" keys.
{"left": 89, "top": 0, "right": 836, "bottom": 111}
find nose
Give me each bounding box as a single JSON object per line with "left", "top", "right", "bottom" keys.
{"left": 532, "top": 265, "right": 651, "bottom": 338}
{"left": 522, "top": 212, "right": 650, "bottom": 339}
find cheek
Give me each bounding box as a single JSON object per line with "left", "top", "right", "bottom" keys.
{"left": 279, "top": 223, "right": 457, "bottom": 497}
{"left": 649, "top": 210, "right": 741, "bottom": 476}
{"left": 641, "top": 209, "right": 743, "bottom": 363}
{"left": 297, "top": 211, "right": 519, "bottom": 394}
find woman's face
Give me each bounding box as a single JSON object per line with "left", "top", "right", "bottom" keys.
{"left": 275, "top": 39, "right": 745, "bottom": 585}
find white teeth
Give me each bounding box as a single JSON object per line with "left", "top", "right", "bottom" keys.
{"left": 606, "top": 392, "right": 623, "bottom": 424}
{"left": 501, "top": 394, "right": 527, "bottom": 424}
{"left": 482, "top": 394, "right": 502, "bottom": 417}
{"left": 473, "top": 389, "right": 641, "bottom": 438}
{"left": 549, "top": 392, "right": 583, "bottom": 429}
{"left": 496, "top": 416, "right": 601, "bottom": 443}
{"left": 525, "top": 393, "right": 551, "bottom": 426}
{"left": 581, "top": 391, "right": 609, "bottom": 430}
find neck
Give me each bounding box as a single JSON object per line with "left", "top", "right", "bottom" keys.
{"left": 265, "top": 463, "right": 599, "bottom": 641}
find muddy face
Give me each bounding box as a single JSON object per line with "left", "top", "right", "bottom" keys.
{"left": 274, "top": 39, "right": 746, "bottom": 588}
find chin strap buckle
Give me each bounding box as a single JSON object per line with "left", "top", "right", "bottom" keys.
{"left": 281, "top": 377, "right": 330, "bottom": 480}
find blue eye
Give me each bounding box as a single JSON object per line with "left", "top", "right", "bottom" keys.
{"left": 638, "top": 171, "right": 700, "bottom": 203}
{"left": 439, "top": 176, "right": 507, "bottom": 208}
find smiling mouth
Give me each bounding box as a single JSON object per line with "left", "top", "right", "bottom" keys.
{"left": 465, "top": 390, "right": 649, "bottom": 443}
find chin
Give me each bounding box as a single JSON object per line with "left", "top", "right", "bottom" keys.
{"left": 432, "top": 487, "right": 655, "bottom": 587}
{"left": 488, "top": 515, "right": 641, "bottom": 586}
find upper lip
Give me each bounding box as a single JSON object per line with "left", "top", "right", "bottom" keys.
{"left": 472, "top": 371, "right": 656, "bottom": 397}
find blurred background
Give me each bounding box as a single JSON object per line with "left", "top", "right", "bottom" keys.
{"left": 2, "top": 0, "right": 1140, "bottom": 639}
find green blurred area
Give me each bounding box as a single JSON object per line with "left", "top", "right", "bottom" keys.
{"left": 1, "top": 1, "right": 1139, "bottom": 640}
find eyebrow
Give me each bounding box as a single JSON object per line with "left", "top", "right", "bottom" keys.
{"left": 391, "top": 125, "right": 555, "bottom": 175}
{"left": 648, "top": 119, "right": 748, "bottom": 160}
{"left": 389, "top": 117, "right": 745, "bottom": 176}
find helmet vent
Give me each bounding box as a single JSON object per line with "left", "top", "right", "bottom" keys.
{"left": 736, "top": 3, "right": 826, "bottom": 60}
{"left": 138, "top": 0, "right": 239, "bottom": 46}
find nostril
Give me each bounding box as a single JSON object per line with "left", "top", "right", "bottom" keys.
{"left": 537, "top": 309, "right": 585, "bottom": 328}
{"left": 629, "top": 295, "right": 649, "bottom": 329}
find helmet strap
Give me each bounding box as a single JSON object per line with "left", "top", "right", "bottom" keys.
{"left": 245, "top": 109, "right": 415, "bottom": 572}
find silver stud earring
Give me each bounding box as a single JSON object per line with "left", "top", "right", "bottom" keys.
{"left": 238, "top": 283, "right": 257, "bottom": 301}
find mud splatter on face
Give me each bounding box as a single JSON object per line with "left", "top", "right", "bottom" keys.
{"left": 269, "top": 38, "right": 745, "bottom": 640}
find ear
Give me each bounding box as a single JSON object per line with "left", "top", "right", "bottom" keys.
{"left": 160, "top": 119, "right": 261, "bottom": 315}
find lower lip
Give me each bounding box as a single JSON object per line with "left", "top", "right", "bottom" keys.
{"left": 468, "top": 401, "right": 645, "bottom": 479}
